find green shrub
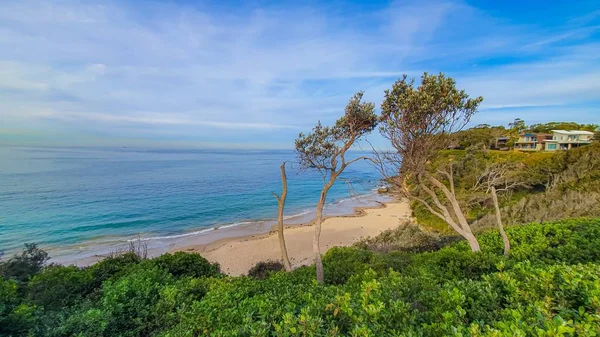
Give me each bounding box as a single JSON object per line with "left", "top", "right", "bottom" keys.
{"left": 380, "top": 251, "right": 414, "bottom": 271}
{"left": 148, "top": 251, "right": 221, "bottom": 278}
{"left": 323, "top": 246, "right": 386, "bottom": 285}
{"left": 354, "top": 221, "right": 461, "bottom": 253}
{"left": 28, "top": 265, "right": 93, "bottom": 310}
{"left": 87, "top": 252, "right": 142, "bottom": 290}
{"left": 0, "top": 277, "right": 35, "bottom": 336}
{"left": 64, "top": 266, "right": 176, "bottom": 337}
{"left": 247, "top": 260, "right": 284, "bottom": 279}
{"left": 0, "top": 243, "right": 49, "bottom": 282}
{"left": 4, "top": 217, "right": 600, "bottom": 336}
{"left": 413, "top": 248, "right": 503, "bottom": 280}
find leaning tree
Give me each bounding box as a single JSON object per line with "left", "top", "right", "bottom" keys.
{"left": 295, "top": 91, "right": 377, "bottom": 283}
{"left": 272, "top": 162, "right": 292, "bottom": 271}
{"left": 474, "top": 161, "right": 528, "bottom": 257}
{"left": 378, "top": 72, "right": 484, "bottom": 252}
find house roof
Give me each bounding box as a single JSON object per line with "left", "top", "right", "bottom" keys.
{"left": 551, "top": 130, "right": 594, "bottom": 135}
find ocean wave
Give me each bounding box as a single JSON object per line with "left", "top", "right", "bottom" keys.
{"left": 218, "top": 221, "right": 255, "bottom": 230}
{"left": 129, "top": 191, "right": 383, "bottom": 243}
{"left": 283, "top": 209, "right": 312, "bottom": 220}
{"left": 127, "top": 227, "right": 216, "bottom": 242}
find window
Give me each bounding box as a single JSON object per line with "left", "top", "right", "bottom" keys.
{"left": 547, "top": 144, "right": 557, "bottom": 150}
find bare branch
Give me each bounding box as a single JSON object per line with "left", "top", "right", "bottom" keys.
{"left": 425, "top": 173, "right": 471, "bottom": 231}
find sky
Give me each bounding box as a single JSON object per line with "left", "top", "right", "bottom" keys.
{"left": 0, "top": 0, "right": 599, "bottom": 149}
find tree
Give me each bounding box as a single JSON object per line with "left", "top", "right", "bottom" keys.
{"left": 272, "top": 162, "right": 292, "bottom": 271}
{"left": 0, "top": 243, "right": 49, "bottom": 282}
{"left": 508, "top": 118, "right": 526, "bottom": 133}
{"left": 474, "top": 162, "right": 529, "bottom": 257}
{"left": 295, "top": 92, "right": 377, "bottom": 283}
{"left": 452, "top": 125, "right": 507, "bottom": 149}
{"left": 377, "top": 72, "right": 483, "bottom": 252}
{"left": 528, "top": 121, "right": 600, "bottom": 133}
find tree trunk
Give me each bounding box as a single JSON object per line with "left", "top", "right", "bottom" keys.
{"left": 425, "top": 174, "right": 481, "bottom": 252}
{"left": 463, "top": 231, "right": 481, "bottom": 252}
{"left": 276, "top": 163, "right": 292, "bottom": 271}
{"left": 491, "top": 186, "right": 510, "bottom": 257}
{"left": 314, "top": 193, "right": 326, "bottom": 284}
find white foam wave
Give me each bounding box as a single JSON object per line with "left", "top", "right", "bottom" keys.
{"left": 128, "top": 190, "right": 383, "bottom": 243}
{"left": 218, "top": 221, "right": 255, "bottom": 230}
{"left": 127, "top": 227, "right": 216, "bottom": 242}
{"left": 283, "top": 209, "right": 312, "bottom": 220}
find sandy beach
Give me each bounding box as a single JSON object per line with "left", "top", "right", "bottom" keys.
{"left": 176, "top": 198, "right": 412, "bottom": 276}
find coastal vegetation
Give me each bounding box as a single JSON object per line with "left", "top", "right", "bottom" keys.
{"left": 451, "top": 120, "right": 599, "bottom": 150}
{"left": 2, "top": 72, "right": 600, "bottom": 336}
{"left": 377, "top": 73, "right": 484, "bottom": 252}
{"left": 411, "top": 142, "right": 600, "bottom": 234}
{"left": 295, "top": 91, "right": 377, "bottom": 284}
{"left": 2, "top": 218, "right": 600, "bottom": 336}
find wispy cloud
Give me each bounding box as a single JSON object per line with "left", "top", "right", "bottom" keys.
{"left": 0, "top": 0, "right": 598, "bottom": 147}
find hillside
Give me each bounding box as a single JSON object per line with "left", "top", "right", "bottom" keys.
{"left": 2, "top": 218, "right": 600, "bottom": 336}
{"left": 411, "top": 142, "right": 600, "bottom": 233}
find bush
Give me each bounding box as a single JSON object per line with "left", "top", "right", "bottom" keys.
{"left": 28, "top": 265, "right": 93, "bottom": 310}
{"left": 4, "top": 217, "right": 600, "bottom": 336}
{"left": 247, "top": 260, "right": 284, "bottom": 279}
{"left": 354, "top": 221, "right": 461, "bottom": 253}
{"left": 0, "top": 277, "right": 33, "bottom": 336}
{"left": 149, "top": 251, "right": 221, "bottom": 279}
{"left": 414, "top": 248, "right": 503, "bottom": 280}
{"left": 67, "top": 267, "right": 175, "bottom": 337}
{"left": 87, "top": 252, "right": 143, "bottom": 290}
{"left": 0, "top": 243, "right": 49, "bottom": 282}
{"left": 323, "top": 247, "right": 386, "bottom": 285}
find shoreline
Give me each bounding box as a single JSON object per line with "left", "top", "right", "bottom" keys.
{"left": 176, "top": 197, "right": 412, "bottom": 276}
{"left": 49, "top": 192, "right": 395, "bottom": 267}
{"left": 188, "top": 199, "right": 391, "bottom": 254}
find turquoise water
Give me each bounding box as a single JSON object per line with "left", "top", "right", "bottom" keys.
{"left": 0, "top": 146, "right": 385, "bottom": 261}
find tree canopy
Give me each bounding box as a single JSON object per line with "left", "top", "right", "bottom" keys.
{"left": 527, "top": 121, "right": 599, "bottom": 133}
{"left": 378, "top": 72, "right": 484, "bottom": 252}
{"left": 295, "top": 91, "right": 376, "bottom": 174}
{"left": 379, "top": 72, "right": 483, "bottom": 174}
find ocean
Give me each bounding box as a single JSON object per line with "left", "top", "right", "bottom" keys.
{"left": 0, "top": 146, "right": 389, "bottom": 264}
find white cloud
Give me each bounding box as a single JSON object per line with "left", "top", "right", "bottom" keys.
{"left": 459, "top": 44, "right": 600, "bottom": 110}
{"left": 0, "top": 0, "right": 598, "bottom": 146}
{"left": 0, "top": 0, "right": 446, "bottom": 134}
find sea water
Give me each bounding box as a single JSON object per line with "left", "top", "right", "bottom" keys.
{"left": 0, "top": 146, "right": 389, "bottom": 263}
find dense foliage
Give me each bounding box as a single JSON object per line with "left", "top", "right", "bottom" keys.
{"left": 410, "top": 142, "right": 600, "bottom": 232}
{"left": 451, "top": 125, "right": 509, "bottom": 149}
{"left": 248, "top": 261, "right": 285, "bottom": 280}
{"left": 451, "top": 121, "right": 599, "bottom": 150}
{"left": 0, "top": 244, "right": 48, "bottom": 283}
{"left": 2, "top": 218, "right": 600, "bottom": 336}
{"left": 527, "top": 122, "right": 599, "bottom": 134}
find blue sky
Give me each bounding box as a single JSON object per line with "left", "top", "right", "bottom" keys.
{"left": 0, "top": 0, "right": 598, "bottom": 149}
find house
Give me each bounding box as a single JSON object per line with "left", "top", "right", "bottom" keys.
{"left": 493, "top": 137, "right": 510, "bottom": 150}
{"left": 514, "top": 133, "right": 552, "bottom": 151}
{"left": 543, "top": 130, "right": 594, "bottom": 151}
